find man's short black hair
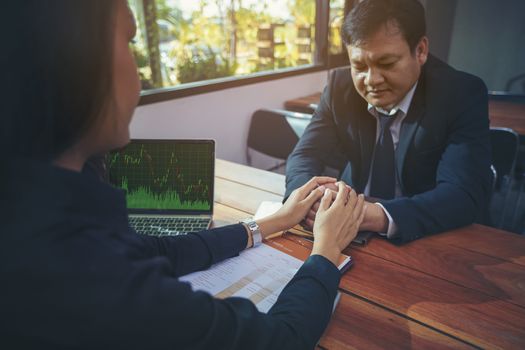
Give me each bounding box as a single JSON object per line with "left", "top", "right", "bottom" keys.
{"left": 342, "top": 0, "right": 426, "bottom": 52}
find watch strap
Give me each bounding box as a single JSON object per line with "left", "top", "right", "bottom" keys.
{"left": 240, "top": 219, "right": 262, "bottom": 247}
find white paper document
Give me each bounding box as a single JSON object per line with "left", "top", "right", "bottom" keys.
{"left": 253, "top": 201, "right": 282, "bottom": 220}
{"left": 179, "top": 244, "right": 303, "bottom": 313}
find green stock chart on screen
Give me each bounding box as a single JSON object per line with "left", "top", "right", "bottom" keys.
{"left": 108, "top": 141, "right": 213, "bottom": 211}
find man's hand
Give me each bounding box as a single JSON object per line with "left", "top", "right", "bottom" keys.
{"left": 303, "top": 182, "right": 339, "bottom": 230}
{"left": 360, "top": 202, "right": 389, "bottom": 233}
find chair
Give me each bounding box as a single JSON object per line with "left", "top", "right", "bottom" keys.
{"left": 511, "top": 148, "right": 525, "bottom": 233}
{"left": 490, "top": 127, "right": 520, "bottom": 228}
{"left": 512, "top": 173, "right": 525, "bottom": 233}
{"left": 247, "top": 108, "right": 312, "bottom": 171}
{"left": 505, "top": 73, "right": 525, "bottom": 94}
{"left": 490, "top": 164, "right": 497, "bottom": 193}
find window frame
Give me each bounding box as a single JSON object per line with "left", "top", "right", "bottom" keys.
{"left": 137, "top": 0, "right": 352, "bottom": 106}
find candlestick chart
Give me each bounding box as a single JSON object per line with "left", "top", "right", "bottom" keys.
{"left": 108, "top": 142, "right": 213, "bottom": 211}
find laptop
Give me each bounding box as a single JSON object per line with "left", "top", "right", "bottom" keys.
{"left": 107, "top": 139, "right": 215, "bottom": 236}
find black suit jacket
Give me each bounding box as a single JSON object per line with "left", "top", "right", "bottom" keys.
{"left": 285, "top": 56, "right": 492, "bottom": 243}
{"left": 1, "top": 158, "right": 340, "bottom": 349}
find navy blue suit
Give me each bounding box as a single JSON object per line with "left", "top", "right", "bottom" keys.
{"left": 285, "top": 56, "right": 492, "bottom": 243}
{"left": 1, "top": 159, "right": 340, "bottom": 349}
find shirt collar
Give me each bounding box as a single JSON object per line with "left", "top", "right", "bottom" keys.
{"left": 367, "top": 82, "right": 418, "bottom": 117}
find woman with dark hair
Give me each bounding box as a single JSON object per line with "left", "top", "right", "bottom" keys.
{"left": 0, "top": 1, "right": 365, "bottom": 348}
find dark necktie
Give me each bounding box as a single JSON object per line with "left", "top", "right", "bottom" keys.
{"left": 369, "top": 111, "right": 397, "bottom": 199}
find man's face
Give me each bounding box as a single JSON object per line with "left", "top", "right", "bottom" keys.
{"left": 347, "top": 22, "right": 428, "bottom": 110}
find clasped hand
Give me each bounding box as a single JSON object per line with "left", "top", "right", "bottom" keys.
{"left": 272, "top": 177, "right": 365, "bottom": 265}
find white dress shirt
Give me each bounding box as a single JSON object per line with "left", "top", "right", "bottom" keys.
{"left": 364, "top": 83, "right": 418, "bottom": 238}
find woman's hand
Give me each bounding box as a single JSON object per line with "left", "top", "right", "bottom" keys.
{"left": 311, "top": 182, "right": 366, "bottom": 266}
{"left": 276, "top": 176, "right": 338, "bottom": 228}
{"left": 303, "top": 181, "right": 340, "bottom": 230}
{"left": 256, "top": 176, "right": 337, "bottom": 238}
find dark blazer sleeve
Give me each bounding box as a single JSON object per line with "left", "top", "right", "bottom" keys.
{"left": 47, "top": 231, "right": 341, "bottom": 349}
{"left": 136, "top": 224, "right": 248, "bottom": 277}
{"left": 285, "top": 71, "right": 349, "bottom": 199}
{"left": 382, "top": 75, "right": 492, "bottom": 242}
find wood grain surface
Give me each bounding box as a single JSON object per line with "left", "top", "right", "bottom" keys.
{"left": 214, "top": 160, "right": 525, "bottom": 349}
{"left": 213, "top": 203, "right": 477, "bottom": 349}
{"left": 216, "top": 159, "right": 286, "bottom": 196}
{"left": 426, "top": 224, "right": 525, "bottom": 266}
{"left": 340, "top": 248, "right": 525, "bottom": 349}
{"left": 351, "top": 237, "right": 525, "bottom": 308}
{"left": 489, "top": 100, "right": 525, "bottom": 135}
{"left": 320, "top": 293, "right": 475, "bottom": 350}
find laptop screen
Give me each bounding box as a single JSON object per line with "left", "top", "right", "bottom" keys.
{"left": 107, "top": 139, "right": 215, "bottom": 214}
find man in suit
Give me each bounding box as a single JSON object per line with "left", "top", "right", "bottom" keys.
{"left": 285, "top": 0, "right": 492, "bottom": 243}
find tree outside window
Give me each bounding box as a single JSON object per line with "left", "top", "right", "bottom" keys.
{"left": 128, "top": 0, "right": 316, "bottom": 90}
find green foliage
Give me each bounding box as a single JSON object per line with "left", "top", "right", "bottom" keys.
{"left": 156, "top": 0, "right": 184, "bottom": 27}
{"left": 176, "top": 46, "right": 238, "bottom": 84}
{"left": 288, "top": 0, "right": 315, "bottom": 26}
{"left": 329, "top": 2, "right": 345, "bottom": 55}
{"left": 132, "top": 46, "right": 149, "bottom": 69}
{"left": 128, "top": 0, "right": 317, "bottom": 87}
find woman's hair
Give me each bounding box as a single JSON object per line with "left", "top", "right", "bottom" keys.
{"left": 1, "top": 1, "right": 117, "bottom": 161}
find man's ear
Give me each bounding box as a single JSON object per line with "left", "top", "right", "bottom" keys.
{"left": 416, "top": 36, "right": 429, "bottom": 65}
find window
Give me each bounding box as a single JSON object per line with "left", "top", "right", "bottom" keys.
{"left": 128, "top": 0, "right": 351, "bottom": 103}
{"left": 329, "top": 0, "right": 345, "bottom": 55}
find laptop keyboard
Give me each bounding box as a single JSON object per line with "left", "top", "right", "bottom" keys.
{"left": 129, "top": 217, "right": 210, "bottom": 236}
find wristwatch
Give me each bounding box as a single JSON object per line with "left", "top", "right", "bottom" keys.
{"left": 240, "top": 219, "right": 262, "bottom": 247}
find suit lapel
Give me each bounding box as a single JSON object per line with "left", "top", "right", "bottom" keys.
{"left": 395, "top": 78, "right": 426, "bottom": 193}
{"left": 357, "top": 109, "right": 376, "bottom": 191}
{"left": 344, "top": 84, "right": 376, "bottom": 191}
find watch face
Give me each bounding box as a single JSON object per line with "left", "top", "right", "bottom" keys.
{"left": 242, "top": 219, "right": 257, "bottom": 229}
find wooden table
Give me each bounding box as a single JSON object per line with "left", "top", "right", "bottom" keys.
{"left": 284, "top": 93, "right": 525, "bottom": 135}
{"left": 284, "top": 92, "right": 322, "bottom": 114}
{"left": 489, "top": 100, "right": 525, "bottom": 136}
{"left": 213, "top": 159, "right": 525, "bottom": 349}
